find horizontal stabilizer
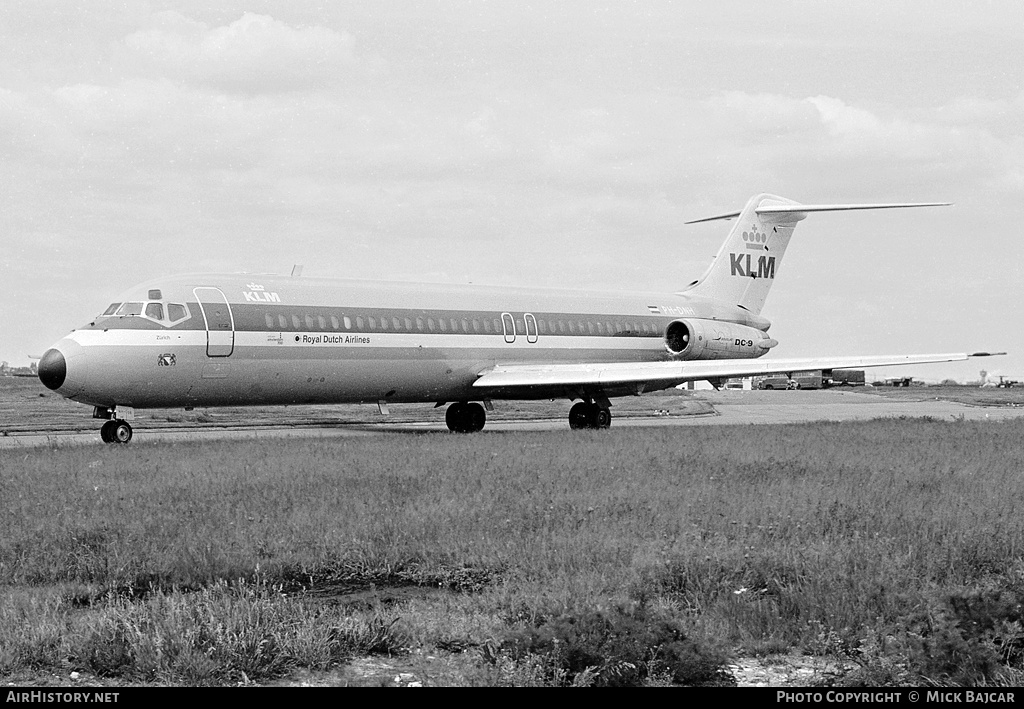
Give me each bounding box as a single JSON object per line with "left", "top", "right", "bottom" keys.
{"left": 684, "top": 201, "right": 950, "bottom": 224}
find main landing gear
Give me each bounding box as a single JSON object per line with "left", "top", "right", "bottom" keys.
{"left": 568, "top": 402, "right": 612, "bottom": 430}
{"left": 99, "top": 419, "right": 133, "bottom": 444}
{"left": 446, "top": 402, "right": 486, "bottom": 433}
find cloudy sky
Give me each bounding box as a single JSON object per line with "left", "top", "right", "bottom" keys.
{"left": 2, "top": 1, "right": 1021, "bottom": 382}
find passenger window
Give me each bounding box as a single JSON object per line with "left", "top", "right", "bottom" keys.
{"left": 356, "top": 316, "right": 364, "bottom": 330}
{"left": 404, "top": 317, "right": 413, "bottom": 330}
{"left": 344, "top": 316, "right": 352, "bottom": 329}
{"left": 278, "top": 314, "right": 287, "bottom": 329}
{"left": 450, "top": 318, "right": 458, "bottom": 331}
{"left": 145, "top": 302, "right": 164, "bottom": 321}
{"left": 472, "top": 319, "right": 481, "bottom": 332}
{"left": 416, "top": 317, "right": 424, "bottom": 331}
{"left": 515, "top": 318, "right": 525, "bottom": 333}
{"left": 483, "top": 319, "right": 492, "bottom": 333}
{"left": 102, "top": 303, "right": 121, "bottom": 316}
{"left": 265, "top": 313, "right": 274, "bottom": 329}
{"left": 538, "top": 319, "right": 547, "bottom": 334}
{"left": 379, "top": 317, "right": 388, "bottom": 331}
{"left": 331, "top": 316, "right": 339, "bottom": 329}
{"left": 462, "top": 319, "right": 470, "bottom": 333}
{"left": 439, "top": 319, "right": 447, "bottom": 332}
{"left": 291, "top": 315, "right": 301, "bottom": 330}
{"left": 317, "top": 315, "right": 326, "bottom": 329}
{"left": 167, "top": 303, "right": 188, "bottom": 323}
{"left": 492, "top": 318, "right": 501, "bottom": 332}
{"left": 428, "top": 318, "right": 435, "bottom": 331}
{"left": 568, "top": 321, "right": 576, "bottom": 334}
{"left": 305, "top": 315, "right": 315, "bottom": 329}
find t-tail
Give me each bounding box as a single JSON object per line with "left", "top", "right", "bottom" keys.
{"left": 680, "top": 193, "right": 950, "bottom": 315}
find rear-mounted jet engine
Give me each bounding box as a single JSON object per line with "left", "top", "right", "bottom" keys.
{"left": 664, "top": 319, "right": 777, "bottom": 360}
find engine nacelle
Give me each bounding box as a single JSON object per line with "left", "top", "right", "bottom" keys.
{"left": 664, "top": 318, "right": 777, "bottom": 360}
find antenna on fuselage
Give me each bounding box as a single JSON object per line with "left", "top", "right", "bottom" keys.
{"left": 290, "top": 265, "right": 304, "bottom": 277}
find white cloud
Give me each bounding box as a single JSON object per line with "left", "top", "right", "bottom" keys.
{"left": 120, "top": 12, "right": 361, "bottom": 92}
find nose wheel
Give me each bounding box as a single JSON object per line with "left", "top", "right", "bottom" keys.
{"left": 100, "top": 420, "right": 133, "bottom": 444}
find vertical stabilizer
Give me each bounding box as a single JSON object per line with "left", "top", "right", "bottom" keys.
{"left": 680, "top": 193, "right": 804, "bottom": 315}
{"left": 679, "top": 195, "right": 948, "bottom": 315}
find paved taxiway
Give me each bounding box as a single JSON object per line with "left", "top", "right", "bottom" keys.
{"left": 2, "top": 390, "right": 1022, "bottom": 448}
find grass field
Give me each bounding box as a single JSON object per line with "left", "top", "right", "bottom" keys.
{"left": 3, "top": 385, "right": 1024, "bottom": 686}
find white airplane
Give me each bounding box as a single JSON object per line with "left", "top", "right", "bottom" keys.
{"left": 37, "top": 193, "right": 997, "bottom": 442}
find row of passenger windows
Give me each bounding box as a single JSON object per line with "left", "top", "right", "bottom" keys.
{"left": 102, "top": 302, "right": 190, "bottom": 325}
{"left": 261, "top": 311, "right": 661, "bottom": 336}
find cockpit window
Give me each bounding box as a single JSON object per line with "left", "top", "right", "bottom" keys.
{"left": 116, "top": 302, "right": 144, "bottom": 316}
{"left": 102, "top": 303, "right": 121, "bottom": 316}
{"left": 145, "top": 302, "right": 164, "bottom": 321}
{"left": 167, "top": 303, "right": 188, "bottom": 324}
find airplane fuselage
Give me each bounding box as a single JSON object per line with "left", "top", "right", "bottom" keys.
{"left": 42, "top": 273, "right": 773, "bottom": 410}
{"left": 39, "top": 195, "right": 975, "bottom": 440}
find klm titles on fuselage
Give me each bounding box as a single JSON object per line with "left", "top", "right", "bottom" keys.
{"left": 730, "top": 253, "right": 776, "bottom": 279}
{"left": 297, "top": 334, "right": 371, "bottom": 345}
{"left": 243, "top": 284, "right": 281, "bottom": 303}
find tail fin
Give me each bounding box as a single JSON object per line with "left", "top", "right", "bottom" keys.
{"left": 679, "top": 194, "right": 949, "bottom": 315}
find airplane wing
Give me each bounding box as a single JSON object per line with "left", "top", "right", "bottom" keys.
{"left": 473, "top": 352, "right": 1001, "bottom": 391}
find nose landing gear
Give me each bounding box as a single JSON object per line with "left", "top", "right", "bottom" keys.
{"left": 95, "top": 406, "right": 134, "bottom": 444}
{"left": 99, "top": 419, "right": 133, "bottom": 444}
{"left": 99, "top": 419, "right": 133, "bottom": 443}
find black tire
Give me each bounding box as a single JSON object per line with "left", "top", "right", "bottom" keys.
{"left": 569, "top": 402, "right": 590, "bottom": 430}
{"left": 100, "top": 420, "right": 116, "bottom": 443}
{"left": 592, "top": 407, "right": 612, "bottom": 429}
{"left": 465, "top": 402, "right": 486, "bottom": 432}
{"left": 110, "top": 420, "right": 132, "bottom": 444}
{"left": 445, "top": 403, "right": 467, "bottom": 432}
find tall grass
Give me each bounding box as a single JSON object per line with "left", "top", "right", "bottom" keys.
{"left": 3, "top": 417, "right": 1024, "bottom": 684}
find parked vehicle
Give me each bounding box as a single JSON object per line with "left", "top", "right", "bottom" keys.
{"left": 828, "top": 369, "right": 866, "bottom": 386}
{"left": 756, "top": 376, "right": 796, "bottom": 390}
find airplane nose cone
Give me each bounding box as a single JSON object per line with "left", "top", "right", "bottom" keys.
{"left": 38, "top": 348, "right": 67, "bottom": 390}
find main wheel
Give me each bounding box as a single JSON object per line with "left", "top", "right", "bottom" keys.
{"left": 464, "top": 402, "right": 486, "bottom": 433}
{"left": 446, "top": 402, "right": 486, "bottom": 433}
{"left": 591, "top": 406, "right": 612, "bottom": 429}
{"left": 446, "top": 403, "right": 467, "bottom": 432}
{"left": 569, "top": 402, "right": 591, "bottom": 430}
